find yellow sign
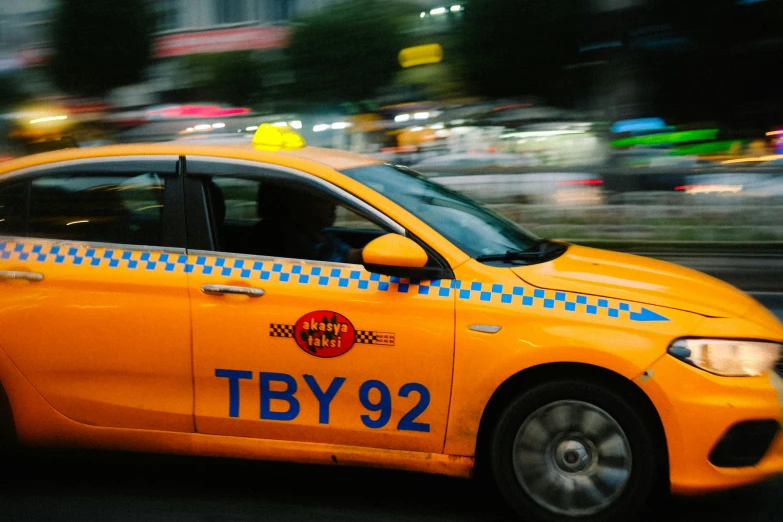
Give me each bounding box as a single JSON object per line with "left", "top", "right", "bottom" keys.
{"left": 252, "top": 123, "right": 306, "bottom": 151}
{"left": 398, "top": 44, "right": 443, "bottom": 68}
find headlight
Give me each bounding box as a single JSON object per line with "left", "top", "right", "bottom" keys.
{"left": 668, "top": 338, "right": 781, "bottom": 377}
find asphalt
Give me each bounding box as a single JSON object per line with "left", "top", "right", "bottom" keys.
{"left": 1, "top": 448, "right": 782, "bottom": 522}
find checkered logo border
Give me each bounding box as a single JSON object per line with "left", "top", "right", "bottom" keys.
{"left": 268, "top": 324, "right": 395, "bottom": 346}
{"left": 269, "top": 324, "right": 294, "bottom": 338}
{"left": 355, "top": 330, "right": 395, "bottom": 346}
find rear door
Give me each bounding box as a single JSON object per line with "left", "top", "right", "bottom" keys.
{"left": 0, "top": 156, "right": 194, "bottom": 432}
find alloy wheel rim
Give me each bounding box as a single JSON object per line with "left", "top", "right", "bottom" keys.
{"left": 511, "top": 400, "right": 632, "bottom": 516}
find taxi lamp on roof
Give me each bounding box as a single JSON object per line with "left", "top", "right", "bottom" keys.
{"left": 252, "top": 123, "right": 306, "bottom": 151}
{"left": 362, "top": 233, "right": 439, "bottom": 279}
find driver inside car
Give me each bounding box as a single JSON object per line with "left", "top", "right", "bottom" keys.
{"left": 248, "top": 183, "right": 363, "bottom": 264}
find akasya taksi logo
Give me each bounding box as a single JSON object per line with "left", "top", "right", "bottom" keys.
{"left": 294, "top": 310, "right": 356, "bottom": 358}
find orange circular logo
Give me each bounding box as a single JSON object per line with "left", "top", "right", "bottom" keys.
{"left": 294, "top": 311, "right": 356, "bottom": 358}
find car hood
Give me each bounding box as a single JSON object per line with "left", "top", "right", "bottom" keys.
{"left": 510, "top": 245, "right": 756, "bottom": 318}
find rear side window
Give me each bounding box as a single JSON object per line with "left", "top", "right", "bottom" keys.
{"left": 29, "top": 173, "right": 165, "bottom": 246}
{"left": 0, "top": 180, "right": 26, "bottom": 236}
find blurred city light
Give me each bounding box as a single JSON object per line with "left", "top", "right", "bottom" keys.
{"left": 1, "top": 0, "right": 783, "bottom": 246}
{"left": 675, "top": 185, "right": 744, "bottom": 194}
{"left": 398, "top": 44, "right": 444, "bottom": 68}
{"left": 611, "top": 118, "right": 667, "bottom": 134}
{"left": 29, "top": 115, "right": 68, "bottom": 124}
{"left": 145, "top": 105, "right": 251, "bottom": 119}
{"left": 611, "top": 129, "right": 719, "bottom": 148}
{"left": 557, "top": 179, "right": 603, "bottom": 186}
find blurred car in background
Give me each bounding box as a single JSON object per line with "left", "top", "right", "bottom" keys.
{"left": 410, "top": 152, "right": 605, "bottom": 205}
{"left": 428, "top": 170, "right": 605, "bottom": 205}
{"left": 412, "top": 152, "right": 541, "bottom": 170}
{"left": 678, "top": 171, "right": 783, "bottom": 197}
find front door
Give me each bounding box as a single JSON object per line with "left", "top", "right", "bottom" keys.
{"left": 185, "top": 159, "right": 455, "bottom": 453}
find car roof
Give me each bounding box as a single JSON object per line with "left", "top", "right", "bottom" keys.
{"left": 0, "top": 142, "right": 382, "bottom": 178}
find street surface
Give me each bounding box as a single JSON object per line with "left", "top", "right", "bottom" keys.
{"left": 1, "top": 256, "right": 783, "bottom": 521}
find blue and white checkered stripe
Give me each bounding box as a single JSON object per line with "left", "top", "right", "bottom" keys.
{"left": 0, "top": 239, "right": 669, "bottom": 322}
{"left": 452, "top": 281, "right": 667, "bottom": 321}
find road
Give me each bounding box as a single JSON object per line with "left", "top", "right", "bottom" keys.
{"left": 1, "top": 257, "right": 783, "bottom": 521}
{"left": 2, "top": 449, "right": 783, "bottom": 522}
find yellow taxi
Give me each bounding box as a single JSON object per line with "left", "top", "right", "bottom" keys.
{"left": 1, "top": 126, "right": 783, "bottom": 522}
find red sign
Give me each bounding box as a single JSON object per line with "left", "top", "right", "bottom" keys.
{"left": 145, "top": 105, "right": 251, "bottom": 119}
{"left": 294, "top": 311, "right": 356, "bottom": 358}
{"left": 153, "top": 26, "right": 290, "bottom": 58}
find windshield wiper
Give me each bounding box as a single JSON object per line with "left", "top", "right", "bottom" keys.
{"left": 475, "top": 240, "right": 567, "bottom": 263}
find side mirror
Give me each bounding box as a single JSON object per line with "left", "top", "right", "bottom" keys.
{"left": 362, "top": 234, "right": 444, "bottom": 279}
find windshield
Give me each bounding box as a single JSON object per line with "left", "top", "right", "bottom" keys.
{"left": 340, "top": 164, "right": 539, "bottom": 258}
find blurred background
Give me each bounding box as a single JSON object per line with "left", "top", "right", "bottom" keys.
{"left": 3, "top": 0, "right": 783, "bottom": 250}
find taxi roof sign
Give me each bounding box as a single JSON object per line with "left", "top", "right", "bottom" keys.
{"left": 252, "top": 123, "right": 306, "bottom": 151}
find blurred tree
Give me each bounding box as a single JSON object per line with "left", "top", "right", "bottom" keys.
{"left": 458, "top": 0, "right": 589, "bottom": 106}
{"left": 183, "top": 52, "right": 266, "bottom": 107}
{"left": 287, "top": 0, "right": 412, "bottom": 102}
{"left": 0, "top": 74, "right": 29, "bottom": 109}
{"left": 50, "top": 0, "right": 154, "bottom": 97}
{"left": 652, "top": 0, "right": 783, "bottom": 128}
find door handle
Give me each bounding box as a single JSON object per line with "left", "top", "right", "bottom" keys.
{"left": 201, "top": 284, "right": 264, "bottom": 297}
{"left": 0, "top": 270, "right": 44, "bottom": 282}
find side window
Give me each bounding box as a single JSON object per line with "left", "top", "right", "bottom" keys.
{"left": 29, "top": 173, "right": 165, "bottom": 246}
{"left": 0, "top": 180, "right": 26, "bottom": 236}
{"left": 207, "top": 176, "right": 387, "bottom": 263}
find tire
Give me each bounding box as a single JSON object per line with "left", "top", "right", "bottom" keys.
{"left": 0, "top": 381, "right": 18, "bottom": 456}
{"left": 490, "top": 379, "right": 659, "bottom": 522}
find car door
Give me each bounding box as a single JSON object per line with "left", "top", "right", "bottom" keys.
{"left": 0, "top": 156, "right": 194, "bottom": 432}
{"left": 184, "top": 157, "right": 456, "bottom": 453}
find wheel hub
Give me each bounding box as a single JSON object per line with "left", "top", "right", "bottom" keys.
{"left": 554, "top": 439, "right": 591, "bottom": 473}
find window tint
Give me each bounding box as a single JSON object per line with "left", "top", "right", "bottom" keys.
{"left": 207, "top": 176, "right": 386, "bottom": 263}
{"left": 215, "top": 0, "right": 247, "bottom": 24}
{"left": 0, "top": 180, "right": 26, "bottom": 236}
{"left": 266, "top": 0, "right": 295, "bottom": 21}
{"left": 341, "top": 164, "right": 539, "bottom": 258}
{"left": 29, "top": 173, "right": 165, "bottom": 246}
{"left": 212, "top": 177, "right": 260, "bottom": 223}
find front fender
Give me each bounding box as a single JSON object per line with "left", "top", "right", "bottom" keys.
{"left": 443, "top": 303, "right": 702, "bottom": 456}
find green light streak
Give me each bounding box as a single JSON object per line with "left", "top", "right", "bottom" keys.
{"left": 611, "top": 129, "right": 719, "bottom": 148}
{"left": 670, "top": 140, "right": 744, "bottom": 156}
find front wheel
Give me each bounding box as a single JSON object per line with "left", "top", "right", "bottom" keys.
{"left": 490, "top": 379, "right": 659, "bottom": 522}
